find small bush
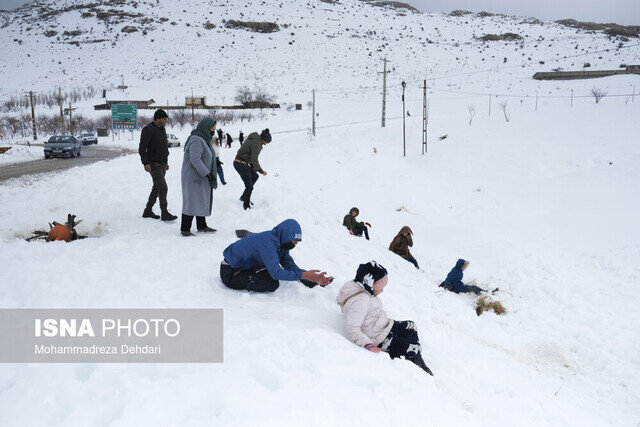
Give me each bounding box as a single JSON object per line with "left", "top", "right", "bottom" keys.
{"left": 225, "top": 20, "right": 280, "bottom": 33}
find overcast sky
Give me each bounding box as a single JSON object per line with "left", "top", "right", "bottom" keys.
{"left": 405, "top": 0, "right": 639, "bottom": 26}
{"left": 0, "top": 0, "right": 638, "bottom": 25}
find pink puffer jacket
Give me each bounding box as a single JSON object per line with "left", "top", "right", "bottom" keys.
{"left": 337, "top": 280, "right": 394, "bottom": 347}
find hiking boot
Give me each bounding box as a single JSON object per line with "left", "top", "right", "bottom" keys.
{"left": 142, "top": 208, "right": 160, "bottom": 219}
{"left": 161, "top": 210, "right": 178, "bottom": 221}
{"left": 243, "top": 201, "right": 251, "bottom": 210}
{"left": 408, "top": 355, "right": 434, "bottom": 376}
{"left": 197, "top": 227, "right": 217, "bottom": 233}
{"left": 181, "top": 231, "right": 195, "bottom": 237}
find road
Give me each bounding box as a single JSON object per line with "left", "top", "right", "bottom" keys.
{"left": 0, "top": 146, "right": 135, "bottom": 182}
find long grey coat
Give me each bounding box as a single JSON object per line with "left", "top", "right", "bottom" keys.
{"left": 181, "top": 135, "right": 216, "bottom": 216}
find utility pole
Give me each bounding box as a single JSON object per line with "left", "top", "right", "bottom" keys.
{"left": 68, "top": 102, "right": 76, "bottom": 135}
{"left": 488, "top": 94, "right": 492, "bottom": 116}
{"left": 535, "top": 91, "right": 539, "bottom": 111}
{"left": 191, "top": 88, "right": 195, "bottom": 125}
{"left": 379, "top": 58, "right": 390, "bottom": 127}
{"left": 28, "top": 91, "right": 37, "bottom": 140}
{"left": 312, "top": 89, "right": 316, "bottom": 137}
{"left": 571, "top": 89, "right": 574, "bottom": 107}
{"left": 58, "top": 87, "right": 65, "bottom": 134}
{"left": 401, "top": 81, "right": 406, "bottom": 158}
{"left": 633, "top": 85, "right": 635, "bottom": 102}
{"left": 422, "top": 80, "right": 427, "bottom": 155}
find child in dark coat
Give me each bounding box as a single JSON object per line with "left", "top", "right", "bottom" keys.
{"left": 389, "top": 226, "right": 419, "bottom": 269}
{"left": 343, "top": 207, "right": 371, "bottom": 240}
{"left": 440, "top": 259, "right": 486, "bottom": 295}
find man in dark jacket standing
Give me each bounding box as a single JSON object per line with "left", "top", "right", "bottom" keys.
{"left": 138, "top": 109, "right": 177, "bottom": 221}
{"left": 234, "top": 128, "right": 271, "bottom": 210}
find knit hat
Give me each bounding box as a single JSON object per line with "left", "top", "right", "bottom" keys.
{"left": 153, "top": 109, "right": 168, "bottom": 120}
{"left": 355, "top": 261, "right": 388, "bottom": 294}
{"left": 260, "top": 128, "right": 272, "bottom": 143}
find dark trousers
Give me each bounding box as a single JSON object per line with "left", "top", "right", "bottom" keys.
{"left": 378, "top": 320, "right": 422, "bottom": 359}
{"left": 233, "top": 161, "right": 259, "bottom": 204}
{"left": 146, "top": 162, "right": 168, "bottom": 210}
{"left": 220, "top": 262, "right": 279, "bottom": 293}
{"left": 403, "top": 254, "right": 419, "bottom": 269}
{"left": 353, "top": 225, "right": 370, "bottom": 240}
{"left": 181, "top": 214, "right": 207, "bottom": 232}
{"left": 440, "top": 281, "right": 485, "bottom": 295}
{"left": 216, "top": 162, "right": 226, "bottom": 184}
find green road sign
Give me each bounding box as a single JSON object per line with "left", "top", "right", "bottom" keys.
{"left": 111, "top": 104, "right": 138, "bottom": 130}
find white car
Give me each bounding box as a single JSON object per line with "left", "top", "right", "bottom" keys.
{"left": 167, "top": 134, "right": 181, "bottom": 147}
{"left": 77, "top": 132, "right": 98, "bottom": 145}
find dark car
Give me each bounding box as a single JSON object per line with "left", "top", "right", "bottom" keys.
{"left": 77, "top": 131, "right": 98, "bottom": 145}
{"left": 44, "top": 135, "right": 82, "bottom": 158}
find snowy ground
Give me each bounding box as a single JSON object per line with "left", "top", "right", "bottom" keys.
{"left": 1, "top": 91, "right": 639, "bottom": 425}
{"left": 0, "top": 142, "right": 44, "bottom": 166}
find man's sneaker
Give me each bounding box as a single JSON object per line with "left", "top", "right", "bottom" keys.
{"left": 243, "top": 202, "right": 251, "bottom": 210}
{"left": 197, "top": 227, "right": 217, "bottom": 233}
{"left": 142, "top": 208, "right": 160, "bottom": 219}
{"left": 161, "top": 210, "right": 178, "bottom": 221}
{"left": 181, "top": 231, "right": 195, "bottom": 237}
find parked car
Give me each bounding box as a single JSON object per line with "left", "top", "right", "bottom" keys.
{"left": 77, "top": 131, "right": 98, "bottom": 145}
{"left": 44, "top": 135, "right": 82, "bottom": 158}
{"left": 167, "top": 133, "right": 181, "bottom": 147}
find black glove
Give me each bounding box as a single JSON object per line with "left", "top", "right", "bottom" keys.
{"left": 206, "top": 173, "right": 215, "bottom": 182}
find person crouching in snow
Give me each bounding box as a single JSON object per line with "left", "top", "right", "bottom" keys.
{"left": 343, "top": 207, "right": 371, "bottom": 240}
{"left": 221, "top": 219, "right": 333, "bottom": 292}
{"left": 440, "top": 259, "right": 486, "bottom": 295}
{"left": 389, "top": 226, "right": 419, "bottom": 269}
{"left": 337, "top": 261, "right": 433, "bottom": 376}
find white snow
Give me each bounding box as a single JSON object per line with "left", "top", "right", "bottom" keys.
{"left": 1, "top": 0, "right": 640, "bottom": 425}
{"left": 0, "top": 142, "right": 43, "bottom": 165}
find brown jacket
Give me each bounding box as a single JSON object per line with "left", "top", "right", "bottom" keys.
{"left": 389, "top": 226, "right": 413, "bottom": 258}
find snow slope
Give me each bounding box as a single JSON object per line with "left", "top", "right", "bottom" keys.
{"left": 1, "top": 0, "right": 640, "bottom": 425}
{"left": 1, "top": 95, "right": 639, "bottom": 425}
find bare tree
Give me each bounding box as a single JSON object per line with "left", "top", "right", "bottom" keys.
{"left": 591, "top": 87, "right": 607, "bottom": 104}
{"left": 234, "top": 86, "right": 253, "bottom": 105}
{"left": 500, "top": 102, "right": 510, "bottom": 122}
{"left": 468, "top": 104, "right": 476, "bottom": 125}
{"left": 172, "top": 109, "right": 190, "bottom": 129}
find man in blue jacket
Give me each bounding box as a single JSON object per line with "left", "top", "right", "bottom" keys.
{"left": 439, "top": 259, "right": 486, "bottom": 295}
{"left": 221, "top": 219, "right": 333, "bottom": 293}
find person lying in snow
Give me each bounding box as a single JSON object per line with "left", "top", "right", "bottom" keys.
{"left": 439, "top": 259, "right": 486, "bottom": 295}
{"left": 389, "top": 226, "right": 419, "bottom": 269}
{"left": 337, "top": 261, "right": 433, "bottom": 376}
{"left": 221, "top": 219, "right": 333, "bottom": 293}
{"left": 343, "top": 207, "right": 371, "bottom": 240}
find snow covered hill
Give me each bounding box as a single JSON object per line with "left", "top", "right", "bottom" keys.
{"left": 1, "top": 1, "right": 640, "bottom": 426}
{"left": 1, "top": 0, "right": 639, "bottom": 102}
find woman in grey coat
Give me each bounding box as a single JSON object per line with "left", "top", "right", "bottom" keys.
{"left": 180, "top": 117, "right": 218, "bottom": 236}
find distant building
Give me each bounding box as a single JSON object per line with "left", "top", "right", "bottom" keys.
{"left": 94, "top": 99, "right": 156, "bottom": 110}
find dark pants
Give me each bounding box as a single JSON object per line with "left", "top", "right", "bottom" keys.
{"left": 378, "top": 320, "right": 422, "bottom": 359}
{"left": 403, "top": 254, "right": 419, "bottom": 269}
{"left": 234, "top": 161, "right": 259, "bottom": 205}
{"left": 146, "top": 162, "right": 168, "bottom": 210}
{"left": 181, "top": 214, "right": 207, "bottom": 232}
{"left": 220, "top": 262, "right": 279, "bottom": 293}
{"left": 440, "top": 281, "right": 485, "bottom": 295}
{"left": 353, "top": 225, "right": 370, "bottom": 240}
{"left": 216, "top": 162, "right": 226, "bottom": 184}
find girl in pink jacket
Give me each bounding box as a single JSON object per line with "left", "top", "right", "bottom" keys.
{"left": 337, "top": 261, "right": 433, "bottom": 376}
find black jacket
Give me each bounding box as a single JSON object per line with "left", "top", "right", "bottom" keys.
{"left": 139, "top": 122, "right": 169, "bottom": 165}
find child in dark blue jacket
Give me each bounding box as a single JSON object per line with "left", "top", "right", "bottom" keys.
{"left": 439, "top": 259, "right": 486, "bottom": 295}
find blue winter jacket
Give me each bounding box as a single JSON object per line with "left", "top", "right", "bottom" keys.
{"left": 223, "top": 219, "right": 306, "bottom": 281}
{"left": 442, "top": 259, "right": 466, "bottom": 291}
